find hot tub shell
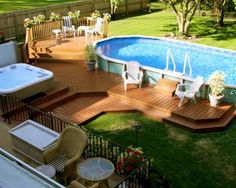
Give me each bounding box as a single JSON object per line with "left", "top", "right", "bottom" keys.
{"left": 0, "top": 63, "right": 54, "bottom": 99}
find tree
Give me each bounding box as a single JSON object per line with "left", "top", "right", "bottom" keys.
{"left": 162, "top": 0, "right": 201, "bottom": 36}
{"left": 205, "top": 0, "right": 235, "bottom": 27}
{"left": 214, "top": 0, "right": 228, "bottom": 27}
{"left": 108, "top": 0, "right": 124, "bottom": 19}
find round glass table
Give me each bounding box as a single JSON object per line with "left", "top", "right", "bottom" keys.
{"left": 77, "top": 157, "right": 114, "bottom": 182}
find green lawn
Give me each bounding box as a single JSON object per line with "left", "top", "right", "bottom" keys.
{"left": 85, "top": 113, "right": 236, "bottom": 188}
{"left": 109, "top": 3, "right": 236, "bottom": 51}
{"left": 0, "top": 0, "right": 78, "bottom": 13}
{"left": 1, "top": 1, "right": 235, "bottom": 50}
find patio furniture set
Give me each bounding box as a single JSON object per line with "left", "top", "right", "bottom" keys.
{"left": 8, "top": 120, "right": 115, "bottom": 187}
{"left": 123, "top": 61, "right": 204, "bottom": 107}
{"left": 52, "top": 16, "right": 103, "bottom": 44}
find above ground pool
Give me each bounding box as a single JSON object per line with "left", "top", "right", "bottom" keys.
{"left": 96, "top": 36, "right": 236, "bottom": 86}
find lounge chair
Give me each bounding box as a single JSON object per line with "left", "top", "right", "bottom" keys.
{"left": 62, "top": 16, "right": 76, "bottom": 38}
{"left": 175, "top": 76, "right": 204, "bottom": 107}
{"left": 43, "top": 126, "right": 87, "bottom": 185}
{"left": 122, "top": 61, "right": 143, "bottom": 91}
{"left": 85, "top": 17, "right": 103, "bottom": 39}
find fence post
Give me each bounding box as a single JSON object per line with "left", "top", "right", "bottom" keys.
{"left": 13, "top": 14, "right": 18, "bottom": 38}
{"left": 92, "top": 0, "right": 95, "bottom": 12}
{"left": 125, "top": 0, "right": 128, "bottom": 15}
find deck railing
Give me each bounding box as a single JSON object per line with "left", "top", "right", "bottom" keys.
{"left": 0, "top": 95, "right": 168, "bottom": 187}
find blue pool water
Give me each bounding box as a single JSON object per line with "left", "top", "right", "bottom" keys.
{"left": 96, "top": 36, "right": 236, "bottom": 86}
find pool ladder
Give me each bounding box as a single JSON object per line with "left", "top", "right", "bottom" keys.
{"left": 166, "top": 48, "right": 176, "bottom": 72}
{"left": 183, "top": 53, "right": 192, "bottom": 77}
{"left": 166, "top": 48, "right": 192, "bottom": 77}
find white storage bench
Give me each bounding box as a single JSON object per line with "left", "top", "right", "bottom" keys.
{"left": 9, "top": 120, "right": 59, "bottom": 164}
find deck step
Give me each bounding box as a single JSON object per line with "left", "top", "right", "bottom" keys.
{"left": 30, "top": 86, "right": 71, "bottom": 106}
{"left": 171, "top": 102, "right": 234, "bottom": 124}
{"left": 32, "top": 58, "right": 83, "bottom": 64}
{"left": 108, "top": 90, "right": 171, "bottom": 118}
{"left": 37, "top": 91, "right": 77, "bottom": 111}
{"left": 163, "top": 105, "right": 235, "bottom": 132}
{"left": 32, "top": 52, "right": 84, "bottom": 60}
{"left": 154, "top": 78, "right": 179, "bottom": 97}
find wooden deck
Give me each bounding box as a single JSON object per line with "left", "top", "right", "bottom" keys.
{"left": 29, "top": 36, "right": 235, "bottom": 132}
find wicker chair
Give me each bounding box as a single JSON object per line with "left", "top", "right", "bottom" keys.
{"left": 43, "top": 127, "right": 87, "bottom": 185}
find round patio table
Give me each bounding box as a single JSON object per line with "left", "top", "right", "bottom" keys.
{"left": 77, "top": 157, "right": 114, "bottom": 182}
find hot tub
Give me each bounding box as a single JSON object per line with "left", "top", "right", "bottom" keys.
{"left": 0, "top": 63, "right": 54, "bottom": 99}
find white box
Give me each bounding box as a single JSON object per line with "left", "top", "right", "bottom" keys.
{"left": 9, "top": 120, "right": 59, "bottom": 164}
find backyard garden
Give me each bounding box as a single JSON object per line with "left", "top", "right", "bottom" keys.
{"left": 85, "top": 113, "right": 236, "bottom": 188}
{"left": 109, "top": 2, "right": 236, "bottom": 50}
{"left": 0, "top": 0, "right": 236, "bottom": 187}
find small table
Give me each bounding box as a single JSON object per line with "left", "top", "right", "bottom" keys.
{"left": 77, "top": 26, "right": 89, "bottom": 36}
{"left": 36, "top": 165, "right": 56, "bottom": 178}
{"left": 52, "top": 29, "right": 62, "bottom": 44}
{"left": 77, "top": 157, "right": 114, "bottom": 186}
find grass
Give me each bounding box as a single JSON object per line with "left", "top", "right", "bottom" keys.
{"left": 0, "top": 0, "right": 78, "bottom": 13}
{"left": 0, "top": 1, "right": 235, "bottom": 50}
{"left": 109, "top": 3, "right": 236, "bottom": 51}
{"left": 85, "top": 113, "right": 236, "bottom": 188}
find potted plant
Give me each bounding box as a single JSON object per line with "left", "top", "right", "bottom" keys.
{"left": 84, "top": 44, "right": 97, "bottom": 71}
{"left": 116, "top": 145, "right": 144, "bottom": 176}
{"left": 49, "top": 12, "right": 61, "bottom": 21}
{"left": 208, "top": 70, "right": 225, "bottom": 107}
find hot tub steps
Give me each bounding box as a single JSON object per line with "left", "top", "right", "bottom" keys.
{"left": 36, "top": 90, "right": 78, "bottom": 112}
{"left": 30, "top": 86, "right": 70, "bottom": 107}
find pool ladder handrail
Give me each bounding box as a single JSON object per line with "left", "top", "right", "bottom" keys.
{"left": 166, "top": 48, "right": 176, "bottom": 72}
{"left": 183, "top": 53, "right": 192, "bottom": 77}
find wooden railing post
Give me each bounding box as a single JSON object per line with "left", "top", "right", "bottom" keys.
{"left": 25, "top": 28, "right": 33, "bottom": 44}
{"left": 103, "top": 21, "right": 109, "bottom": 38}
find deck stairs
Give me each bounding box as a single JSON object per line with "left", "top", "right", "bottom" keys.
{"left": 154, "top": 78, "right": 179, "bottom": 97}
{"left": 163, "top": 101, "right": 235, "bottom": 132}
{"left": 28, "top": 36, "right": 92, "bottom": 63}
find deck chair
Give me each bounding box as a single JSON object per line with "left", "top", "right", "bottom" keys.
{"left": 122, "top": 61, "right": 143, "bottom": 91}
{"left": 43, "top": 127, "right": 87, "bottom": 185}
{"left": 85, "top": 17, "right": 103, "bottom": 39}
{"left": 175, "top": 76, "right": 204, "bottom": 107}
{"left": 62, "top": 16, "right": 76, "bottom": 38}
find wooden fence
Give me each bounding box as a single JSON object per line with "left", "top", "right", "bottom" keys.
{"left": 0, "top": 0, "right": 148, "bottom": 39}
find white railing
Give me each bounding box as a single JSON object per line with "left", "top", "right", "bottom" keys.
{"left": 166, "top": 48, "right": 176, "bottom": 72}
{"left": 183, "top": 53, "right": 192, "bottom": 77}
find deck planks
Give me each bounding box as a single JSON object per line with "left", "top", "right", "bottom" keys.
{"left": 32, "top": 36, "right": 235, "bottom": 132}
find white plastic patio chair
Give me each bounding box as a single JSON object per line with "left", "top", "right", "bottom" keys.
{"left": 122, "top": 61, "right": 143, "bottom": 91}
{"left": 85, "top": 17, "right": 103, "bottom": 39}
{"left": 62, "top": 16, "right": 76, "bottom": 38}
{"left": 175, "top": 76, "right": 204, "bottom": 107}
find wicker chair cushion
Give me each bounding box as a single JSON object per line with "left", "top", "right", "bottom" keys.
{"left": 48, "top": 154, "right": 69, "bottom": 173}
